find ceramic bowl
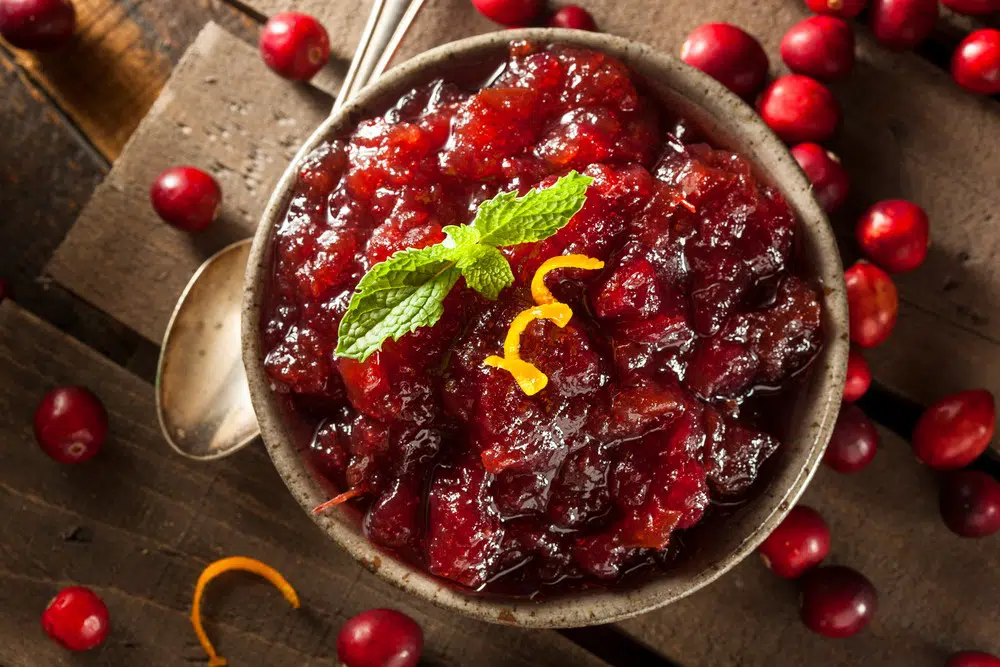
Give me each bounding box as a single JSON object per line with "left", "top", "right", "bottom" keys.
{"left": 242, "top": 28, "right": 849, "bottom": 628}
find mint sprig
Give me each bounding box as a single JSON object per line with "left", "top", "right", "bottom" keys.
{"left": 335, "top": 171, "right": 593, "bottom": 362}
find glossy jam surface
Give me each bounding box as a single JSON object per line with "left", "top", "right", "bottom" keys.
{"left": 262, "top": 42, "right": 824, "bottom": 596}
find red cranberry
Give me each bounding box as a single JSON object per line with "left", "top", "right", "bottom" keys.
{"left": 337, "top": 608, "right": 423, "bottom": 667}
{"left": 757, "top": 75, "right": 840, "bottom": 144}
{"left": 912, "top": 389, "right": 995, "bottom": 470}
{"left": 41, "top": 586, "right": 109, "bottom": 651}
{"left": 940, "top": 0, "right": 999, "bottom": 15}
{"left": 547, "top": 5, "right": 596, "bottom": 30}
{"left": 680, "top": 23, "right": 770, "bottom": 99}
{"left": 34, "top": 386, "right": 108, "bottom": 464}
{"left": 0, "top": 0, "right": 75, "bottom": 51}
{"left": 844, "top": 261, "right": 898, "bottom": 348}
{"left": 870, "top": 0, "right": 939, "bottom": 51}
{"left": 781, "top": 17, "right": 855, "bottom": 82}
{"left": 150, "top": 166, "right": 222, "bottom": 232}
{"left": 758, "top": 506, "right": 830, "bottom": 578}
{"left": 843, "top": 346, "right": 871, "bottom": 402}
{"left": 856, "top": 199, "right": 930, "bottom": 273}
{"left": 940, "top": 471, "right": 1000, "bottom": 538}
{"left": 259, "top": 12, "right": 331, "bottom": 81}
{"left": 471, "top": 0, "right": 541, "bottom": 26}
{"left": 805, "top": 0, "right": 868, "bottom": 18}
{"left": 799, "top": 565, "right": 877, "bottom": 638}
{"left": 947, "top": 651, "right": 1000, "bottom": 667}
{"left": 951, "top": 29, "right": 1000, "bottom": 96}
{"left": 0, "top": 277, "right": 8, "bottom": 303}
{"left": 825, "top": 403, "right": 879, "bottom": 473}
{"left": 790, "top": 143, "right": 850, "bottom": 214}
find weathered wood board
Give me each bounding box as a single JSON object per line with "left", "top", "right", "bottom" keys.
{"left": 0, "top": 51, "right": 145, "bottom": 369}
{"left": 0, "top": 0, "right": 260, "bottom": 160}
{"left": 48, "top": 22, "right": 331, "bottom": 343}
{"left": 0, "top": 300, "right": 608, "bottom": 667}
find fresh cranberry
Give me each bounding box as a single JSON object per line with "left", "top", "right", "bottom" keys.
{"left": 0, "top": 0, "right": 75, "bottom": 51}
{"left": 947, "top": 651, "right": 1000, "bottom": 667}
{"left": 856, "top": 200, "right": 929, "bottom": 273}
{"left": 940, "top": 0, "right": 999, "bottom": 15}
{"left": 799, "top": 565, "right": 877, "bottom": 638}
{"left": 758, "top": 506, "right": 830, "bottom": 578}
{"left": 471, "top": 0, "right": 541, "bottom": 26}
{"left": 951, "top": 29, "right": 1000, "bottom": 96}
{"left": 805, "top": 0, "right": 868, "bottom": 18}
{"left": 844, "top": 261, "right": 898, "bottom": 348}
{"left": 939, "top": 471, "right": 1000, "bottom": 538}
{"left": 0, "top": 278, "right": 8, "bottom": 303}
{"left": 680, "top": 23, "right": 770, "bottom": 99}
{"left": 337, "top": 608, "right": 423, "bottom": 667}
{"left": 912, "top": 389, "right": 995, "bottom": 470}
{"left": 825, "top": 403, "right": 878, "bottom": 473}
{"left": 757, "top": 75, "right": 840, "bottom": 144}
{"left": 547, "top": 5, "right": 596, "bottom": 30}
{"left": 150, "top": 166, "right": 221, "bottom": 232}
{"left": 41, "top": 586, "right": 109, "bottom": 651}
{"left": 259, "top": 12, "right": 330, "bottom": 81}
{"left": 870, "top": 0, "right": 939, "bottom": 51}
{"left": 790, "top": 143, "right": 850, "bottom": 214}
{"left": 781, "top": 17, "right": 855, "bottom": 82}
{"left": 843, "top": 347, "right": 871, "bottom": 402}
{"left": 34, "top": 386, "right": 108, "bottom": 464}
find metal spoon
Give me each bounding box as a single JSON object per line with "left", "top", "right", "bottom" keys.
{"left": 156, "top": 0, "right": 423, "bottom": 460}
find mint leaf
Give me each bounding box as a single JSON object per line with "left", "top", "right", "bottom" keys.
{"left": 335, "top": 173, "right": 594, "bottom": 361}
{"left": 442, "top": 224, "right": 480, "bottom": 248}
{"left": 469, "top": 171, "right": 593, "bottom": 247}
{"left": 456, "top": 245, "right": 514, "bottom": 300}
{"left": 335, "top": 245, "right": 461, "bottom": 361}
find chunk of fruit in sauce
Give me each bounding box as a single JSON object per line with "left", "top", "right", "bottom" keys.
{"left": 262, "top": 41, "right": 824, "bottom": 596}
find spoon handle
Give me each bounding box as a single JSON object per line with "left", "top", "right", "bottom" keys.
{"left": 334, "top": 0, "right": 424, "bottom": 115}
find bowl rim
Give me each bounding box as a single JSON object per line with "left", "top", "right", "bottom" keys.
{"left": 242, "top": 27, "right": 849, "bottom": 628}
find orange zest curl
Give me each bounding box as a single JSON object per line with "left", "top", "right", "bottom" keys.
{"left": 312, "top": 486, "right": 366, "bottom": 515}
{"left": 484, "top": 303, "right": 572, "bottom": 396}
{"left": 530, "top": 254, "right": 606, "bottom": 305}
{"left": 486, "top": 254, "right": 604, "bottom": 396}
{"left": 191, "top": 557, "right": 300, "bottom": 667}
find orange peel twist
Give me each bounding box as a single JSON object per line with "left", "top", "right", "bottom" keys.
{"left": 486, "top": 255, "right": 604, "bottom": 396}
{"left": 530, "top": 254, "right": 606, "bottom": 305}
{"left": 191, "top": 557, "right": 300, "bottom": 666}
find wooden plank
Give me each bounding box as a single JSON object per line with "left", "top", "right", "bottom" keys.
{"left": 619, "top": 422, "right": 1000, "bottom": 666}
{"left": 0, "top": 50, "right": 148, "bottom": 369}
{"left": 0, "top": 299, "right": 608, "bottom": 667}
{"left": 0, "top": 0, "right": 260, "bottom": 160}
{"left": 47, "top": 22, "right": 332, "bottom": 343}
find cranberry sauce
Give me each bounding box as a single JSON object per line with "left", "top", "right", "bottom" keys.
{"left": 262, "top": 41, "right": 824, "bottom": 597}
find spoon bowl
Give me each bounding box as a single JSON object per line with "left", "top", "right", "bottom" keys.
{"left": 156, "top": 240, "right": 257, "bottom": 460}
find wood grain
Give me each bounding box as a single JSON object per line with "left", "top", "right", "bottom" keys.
{"left": 1, "top": 0, "right": 259, "bottom": 160}
{"left": 0, "top": 50, "right": 146, "bottom": 369}
{"left": 0, "top": 299, "right": 608, "bottom": 667}
{"left": 620, "top": 423, "right": 1000, "bottom": 667}
{"left": 48, "top": 22, "right": 332, "bottom": 344}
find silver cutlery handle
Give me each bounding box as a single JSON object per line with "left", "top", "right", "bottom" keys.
{"left": 334, "top": 0, "right": 420, "bottom": 114}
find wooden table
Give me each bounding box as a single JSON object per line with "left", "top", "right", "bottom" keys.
{"left": 2, "top": 0, "right": 999, "bottom": 665}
